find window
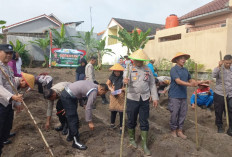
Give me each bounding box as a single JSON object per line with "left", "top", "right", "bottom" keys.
{"left": 159, "top": 34, "right": 181, "bottom": 42}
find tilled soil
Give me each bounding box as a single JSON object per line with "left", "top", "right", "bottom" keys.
{"left": 2, "top": 68, "right": 232, "bottom": 157}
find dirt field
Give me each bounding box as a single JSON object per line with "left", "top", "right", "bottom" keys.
{"left": 2, "top": 68, "right": 232, "bottom": 157}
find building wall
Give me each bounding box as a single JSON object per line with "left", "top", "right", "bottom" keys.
{"left": 102, "top": 20, "right": 128, "bottom": 65}
{"left": 7, "top": 17, "right": 59, "bottom": 33}
{"left": 102, "top": 43, "right": 128, "bottom": 65}
{"left": 145, "top": 21, "right": 230, "bottom": 70}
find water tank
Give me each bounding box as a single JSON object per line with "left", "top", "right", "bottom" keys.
{"left": 132, "top": 28, "right": 142, "bottom": 34}
{"left": 165, "top": 14, "right": 179, "bottom": 29}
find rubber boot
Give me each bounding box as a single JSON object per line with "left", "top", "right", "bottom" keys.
{"left": 141, "top": 131, "right": 151, "bottom": 156}
{"left": 72, "top": 136, "right": 87, "bottom": 150}
{"left": 128, "top": 129, "right": 137, "bottom": 148}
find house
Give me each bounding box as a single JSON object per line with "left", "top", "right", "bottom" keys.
{"left": 145, "top": 0, "right": 232, "bottom": 70}
{"left": 101, "top": 18, "right": 163, "bottom": 65}
{"left": 3, "top": 14, "right": 86, "bottom": 61}
{"left": 3, "top": 13, "right": 62, "bottom": 34}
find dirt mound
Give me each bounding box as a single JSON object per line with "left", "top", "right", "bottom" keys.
{"left": 2, "top": 68, "right": 232, "bottom": 157}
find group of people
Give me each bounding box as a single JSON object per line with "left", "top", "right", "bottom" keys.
{"left": 1, "top": 42, "right": 232, "bottom": 156}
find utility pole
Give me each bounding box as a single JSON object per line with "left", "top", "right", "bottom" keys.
{"left": 90, "top": 6, "right": 92, "bottom": 29}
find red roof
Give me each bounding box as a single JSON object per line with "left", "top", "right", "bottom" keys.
{"left": 4, "top": 14, "right": 62, "bottom": 31}
{"left": 179, "top": 0, "right": 229, "bottom": 21}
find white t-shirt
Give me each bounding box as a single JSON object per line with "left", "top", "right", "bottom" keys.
{"left": 16, "top": 57, "right": 22, "bottom": 74}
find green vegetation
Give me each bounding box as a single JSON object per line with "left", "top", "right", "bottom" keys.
{"left": 9, "top": 40, "right": 30, "bottom": 67}
{"left": 51, "top": 24, "right": 75, "bottom": 48}
{"left": 73, "top": 27, "right": 97, "bottom": 60}
{"left": 0, "top": 20, "right": 6, "bottom": 39}
{"left": 95, "top": 38, "right": 113, "bottom": 70}
{"left": 109, "top": 28, "right": 151, "bottom": 55}
{"left": 29, "top": 35, "right": 50, "bottom": 67}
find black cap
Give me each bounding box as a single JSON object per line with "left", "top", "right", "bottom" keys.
{"left": 0, "top": 44, "right": 14, "bottom": 53}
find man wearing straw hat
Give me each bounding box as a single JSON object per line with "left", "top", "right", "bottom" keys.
{"left": 0, "top": 44, "right": 35, "bottom": 156}
{"left": 124, "top": 49, "right": 159, "bottom": 156}
{"left": 212, "top": 54, "right": 232, "bottom": 135}
{"left": 168, "top": 52, "right": 198, "bottom": 139}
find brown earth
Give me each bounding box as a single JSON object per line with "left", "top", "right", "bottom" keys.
{"left": 2, "top": 68, "right": 232, "bottom": 157}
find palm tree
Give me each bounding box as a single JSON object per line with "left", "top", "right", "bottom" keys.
{"left": 109, "top": 28, "right": 151, "bottom": 55}
{"left": 50, "top": 24, "right": 75, "bottom": 49}
{"left": 29, "top": 35, "right": 50, "bottom": 67}
{"left": 95, "top": 38, "right": 114, "bottom": 69}
{"left": 73, "top": 27, "right": 97, "bottom": 60}
{"left": 0, "top": 20, "right": 6, "bottom": 39}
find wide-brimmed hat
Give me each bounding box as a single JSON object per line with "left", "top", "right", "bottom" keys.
{"left": 171, "top": 52, "right": 190, "bottom": 63}
{"left": 109, "top": 63, "right": 124, "bottom": 71}
{"left": 198, "top": 83, "right": 209, "bottom": 87}
{"left": 129, "top": 49, "right": 150, "bottom": 61}
{"left": 21, "top": 72, "right": 35, "bottom": 89}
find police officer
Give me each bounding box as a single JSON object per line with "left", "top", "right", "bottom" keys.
{"left": 0, "top": 44, "right": 35, "bottom": 156}
{"left": 60, "top": 80, "right": 108, "bottom": 150}
{"left": 124, "top": 49, "right": 159, "bottom": 156}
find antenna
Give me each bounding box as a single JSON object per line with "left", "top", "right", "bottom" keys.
{"left": 90, "top": 6, "right": 92, "bottom": 29}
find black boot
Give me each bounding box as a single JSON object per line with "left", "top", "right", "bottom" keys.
{"left": 66, "top": 133, "right": 73, "bottom": 142}
{"left": 102, "top": 97, "right": 109, "bottom": 105}
{"left": 3, "top": 140, "right": 12, "bottom": 145}
{"left": 9, "top": 132, "right": 16, "bottom": 138}
{"left": 218, "top": 125, "right": 224, "bottom": 133}
{"left": 227, "top": 127, "right": 232, "bottom": 136}
{"left": 72, "top": 136, "right": 87, "bottom": 150}
{"left": 62, "top": 123, "right": 68, "bottom": 135}
{"left": 55, "top": 125, "right": 63, "bottom": 131}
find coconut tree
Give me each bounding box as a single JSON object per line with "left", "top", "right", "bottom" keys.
{"left": 29, "top": 35, "right": 50, "bottom": 67}
{"left": 50, "top": 24, "right": 75, "bottom": 49}
{"left": 73, "top": 27, "right": 97, "bottom": 60}
{"left": 95, "top": 38, "right": 114, "bottom": 70}
{"left": 109, "top": 28, "right": 151, "bottom": 55}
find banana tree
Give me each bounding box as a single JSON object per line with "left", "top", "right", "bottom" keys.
{"left": 50, "top": 24, "right": 75, "bottom": 48}
{"left": 73, "top": 27, "right": 97, "bottom": 60}
{"left": 95, "top": 38, "right": 114, "bottom": 70}
{"left": 29, "top": 35, "right": 50, "bottom": 67}
{"left": 109, "top": 28, "right": 151, "bottom": 55}
{"left": 0, "top": 20, "right": 6, "bottom": 39}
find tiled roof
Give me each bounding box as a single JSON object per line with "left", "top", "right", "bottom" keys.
{"left": 179, "top": 0, "right": 229, "bottom": 21}
{"left": 4, "top": 14, "right": 62, "bottom": 31}
{"left": 112, "top": 18, "right": 163, "bottom": 35}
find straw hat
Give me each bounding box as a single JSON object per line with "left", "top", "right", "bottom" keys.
{"left": 164, "top": 80, "right": 170, "bottom": 85}
{"left": 198, "top": 83, "right": 209, "bottom": 87}
{"left": 21, "top": 72, "right": 35, "bottom": 89}
{"left": 109, "top": 63, "right": 124, "bottom": 71}
{"left": 129, "top": 49, "right": 150, "bottom": 61}
{"left": 171, "top": 52, "right": 190, "bottom": 63}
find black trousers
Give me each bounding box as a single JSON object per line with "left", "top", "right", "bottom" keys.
{"left": 111, "top": 111, "right": 123, "bottom": 127}
{"left": 214, "top": 93, "right": 232, "bottom": 127}
{"left": 0, "top": 104, "right": 14, "bottom": 155}
{"left": 126, "top": 98, "right": 150, "bottom": 131}
{"left": 61, "top": 90, "right": 79, "bottom": 137}
{"left": 56, "top": 99, "right": 67, "bottom": 125}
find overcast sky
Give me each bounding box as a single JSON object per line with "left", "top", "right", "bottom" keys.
{"left": 1, "top": 0, "right": 212, "bottom": 33}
